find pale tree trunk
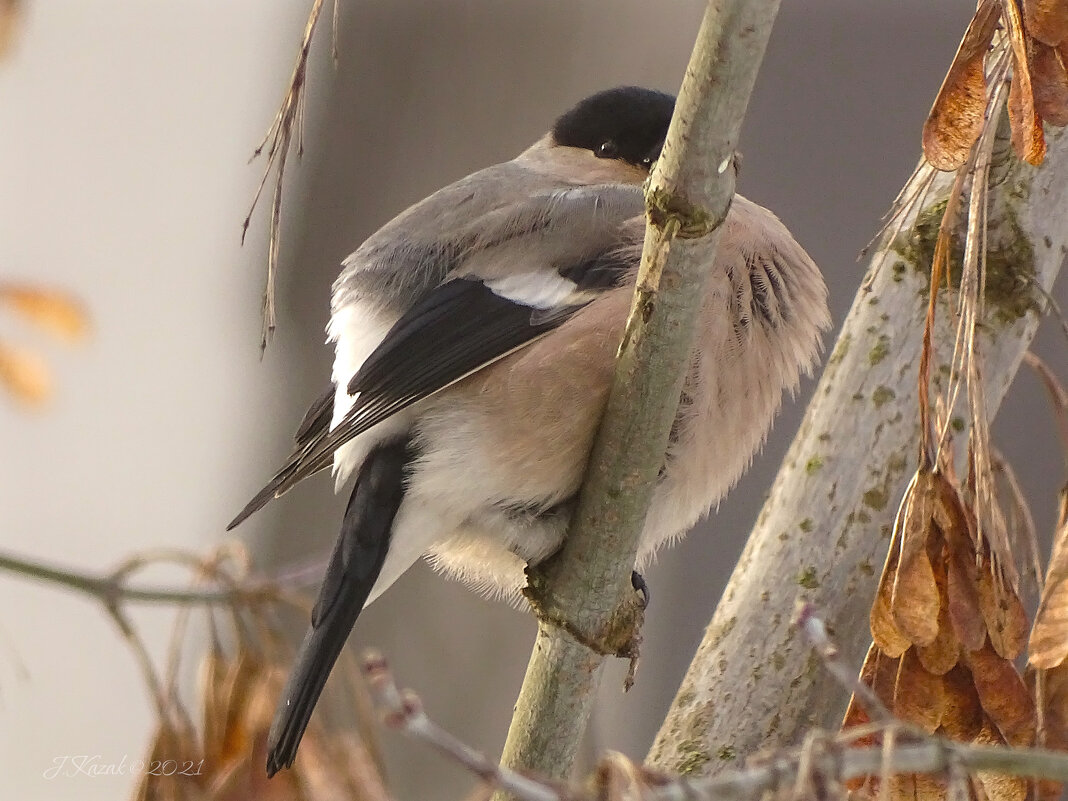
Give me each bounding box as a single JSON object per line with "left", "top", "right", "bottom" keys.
{"left": 647, "top": 124, "right": 1067, "bottom": 774}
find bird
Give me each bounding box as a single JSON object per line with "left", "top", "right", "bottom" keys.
{"left": 228, "top": 86, "right": 830, "bottom": 776}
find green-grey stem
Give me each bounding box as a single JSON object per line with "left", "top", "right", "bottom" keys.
{"left": 497, "top": 0, "right": 784, "bottom": 785}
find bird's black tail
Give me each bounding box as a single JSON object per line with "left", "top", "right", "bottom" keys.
{"left": 266, "top": 436, "right": 412, "bottom": 777}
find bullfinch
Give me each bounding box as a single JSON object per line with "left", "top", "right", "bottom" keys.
{"left": 229, "top": 86, "right": 830, "bottom": 775}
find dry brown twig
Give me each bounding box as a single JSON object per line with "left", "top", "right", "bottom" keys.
{"left": 355, "top": 632, "right": 1068, "bottom": 801}
{"left": 0, "top": 541, "right": 390, "bottom": 799}
{"left": 242, "top": 0, "right": 334, "bottom": 352}
{"left": 1022, "top": 351, "right": 1068, "bottom": 460}
{"left": 362, "top": 650, "right": 561, "bottom": 801}
{"left": 990, "top": 446, "right": 1044, "bottom": 593}
{"left": 795, "top": 602, "right": 894, "bottom": 726}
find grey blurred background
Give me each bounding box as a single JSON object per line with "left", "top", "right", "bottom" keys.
{"left": 0, "top": 1, "right": 1064, "bottom": 799}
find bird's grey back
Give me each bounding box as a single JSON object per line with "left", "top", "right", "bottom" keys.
{"left": 331, "top": 160, "right": 645, "bottom": 315}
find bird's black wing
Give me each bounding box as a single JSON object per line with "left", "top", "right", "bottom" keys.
{"left": 228, "top": 188, "right": 642, "bottom": 529}
{"left": 293, "top": 384, "right": 335, "bottom": 444}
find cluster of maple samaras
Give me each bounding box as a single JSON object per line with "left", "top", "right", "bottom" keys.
{"left": 923, "top": 0, "right": 1068, "bottom": 170}
{"left": 845, "top": 463, "right": 1068, "bottom": 801}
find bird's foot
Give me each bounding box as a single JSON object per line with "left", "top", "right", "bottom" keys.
{"left": 631, "top": 570, "right": 650, "bottom": 609}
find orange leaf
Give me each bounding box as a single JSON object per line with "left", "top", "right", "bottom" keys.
{"left": 965, "top": 640, "right": 1036, "bottom": 746}
{"left": 199, "top": 646, "right": 265, "bottom": 773}
{"left": 940, "top": 487, "right": 988, "bottom": 652}
{"left": 1029, "top": 492, "right": 1068, "bottom": 669}
{"left": 872, "top": 525, "right": 913, "bottom": 657}
{"left": 1025, "top": 0, "right": 1068, "bottom": 47}
{"left": 1036, "top": 774, "right": 1065, "bottom": 801}
{"left": 1031, "top": 663, "right": 1068, "bottom": 799}
{"left": 922, "top": 0, "right": 1001, "bottom": 170}
{"left": 894, "top": 647, "right": 945, "bottom": 732}
{"left": 0, "top": 285, "right": 89, "bottom": 343}
{"left": 976, "top": 547, "right": 1029, "bottom": 660}
{"left": 132, "top": 722, "right": 205, "bottom": 801}
{"left": 940, "top": 664, "right": 984, "bottom": 741}
{"left": 0, "top": 0, "right": 18, "bottom": 60}
{"left": 0, "top": 340, "right": 51, "bottom": 405}
{"left": 888, "top": 773, "right": 948, "bottom": 801}
{"left": 871, "top": 648, "right": 902, "bottom": 710}
{"left": 1027, "top": 662, "right": 1068, "bottom": 801}
{"left": 892, "top": 474, "right": 941, "bottom": 646}
{"left": 843, "top": 643, "right": 881, "bottom": 747}
{"left": 1005, "top": 0, "right": 1049, "bottom": 164}
{"left": 974, "top": 719, "right": 1030, "bottom": 801}
{"left": 916, "top": 542, "right": 961, "bottom": 675}
{"left": 1041, "top": 661, "right": 1068, "bottom": 750}
{"left": 1030, "top": 41, "right": 1068, "bottom": 125}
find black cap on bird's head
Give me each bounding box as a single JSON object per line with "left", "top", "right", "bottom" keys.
{"left": 551, "top": 86, "right": 675, "bottom": 171}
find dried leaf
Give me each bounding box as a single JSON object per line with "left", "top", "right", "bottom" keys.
{"left": 1029, "top": 492, "right": 1068, "bottom": 668}
{"left": 1035, "top": 774, "right": 1065, "bottom": 801}
{"left": 892, "top": 473, "right": 942, "bottom": 646}
{"left": 1028, "top": 663, "right": 1068, "bottom": 801}
{"left": 0, "top": 285, "right": 89, "bottom": 342}
{"left": 969, "top": 776, "right": 990, "bottom": 801}
{"left": 1042, "top": 661, "right": 1068, "bottom": 750}
{"left": 1030, "top": 41, "right": 1068, "bottom": 125}
{"left": 965, "top": 640, "right": 1036, "bottom": 746}
{"left": 976, "top": 547, "right": 1030, "bottom": 660}
{"left": 200, "top": 649, "right": 225, "bottom": 761}
{"left": 843, "top": 646, "right": 900, "bottom": 766}
{"left": 873, "top": 526, "right": 913, "bottom": 657}
{"left": 1027, "top": 663, "right": 1068, "bottom": 801}
{"left": 894, "top": 647, "right": 945, "bottom": 732}
{"left": 0, "top": 340, "right": 51, "bottom": 405}
{"left": 940, "top": 486, "right": 988, "bottom": 651}
{"left": 133, "top": 721, "right": 206, "bottom": 801}
{"left": 206, "top": 666, "right": 303, "bottom": 801}
{"left": 973, "top": 719, "right": 1029, "bottom": 801}
{"left": 871, "top": 649, "right": 902, "bottom": 710}
{"left": 1005, "top": 0, "right": 1049, "bottom": 164}
{"left": 888, "top": 773, "right": 948, "bottom": 801}
{"left": 200, "top": 646, "right": 262, "bottom": 772}
{"left": 940, "top": 664, "right": 985, "bottom": 741}
{"left": 916, "top": 539, "right": 961, "bottom": 675}
{"left": 1025, "top": 0, "right": 1068, "bottom": 47}
{"left": 0, "top": 0, "right": 18, "bottom": 59}
{"left": 916, "top": 617, "right": 961, "bottom": 676}
{"left": 923, "top": 0, "right": 1001, "bottom": 169}
{"left": 843, "top": 644, "right": 881, "bottom": 747}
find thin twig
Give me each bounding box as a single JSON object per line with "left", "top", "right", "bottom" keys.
{"left": 243, "top": 0, "right": 329, "bottom": 352}
{"left": 1028, "top": 279, "right": 1068, "bottom": 344}
{"left": 362, "top": 651, "right": 560, "bottom": 801}
{"left": 356, "top": 648, "right": 1068, "bottom": 801}
{"left": 990, "top": 447, "right": 1043, "bottom": 593}
{"left": 1023, "top": 350, "right": 1068, "bottom": 460}
{"left": 859, "top": 159, "right": 937, "bottom": 291}
{"left": 0, "top": 548, "right": 279, "bottom": 605}
{"left": 794, "top": 602, "right": 894, "bottom": 725}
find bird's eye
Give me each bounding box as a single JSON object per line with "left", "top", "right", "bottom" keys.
{"left": 596, "top": 140, "right": 618, "bottom": 159}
